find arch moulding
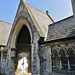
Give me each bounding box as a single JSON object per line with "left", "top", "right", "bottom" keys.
{"left": 9, "top": 18, "right": 33, "bottom": 48}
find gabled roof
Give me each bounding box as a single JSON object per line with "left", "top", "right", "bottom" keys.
{"left": 0, "top": 21, "right": 12, "bottom": 46}
{"left": 47, "top": 16, "right": 75, "bottom": 41}
{"left": 0, "top": 0, "right": 54, "bottom": 46}
{"left": 23, "top": 0, "right": 53, "bottom": 37}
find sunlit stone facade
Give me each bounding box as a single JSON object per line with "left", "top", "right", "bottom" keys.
{"left": 0, "top": 0, "right": 75, "bottom": 75}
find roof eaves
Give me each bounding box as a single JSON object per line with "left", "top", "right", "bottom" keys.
{"left": 40, "top": 36, "right": 75, "bottom": 45}
{"left": 0, "top": 20, "right": 12, "bottom": 25}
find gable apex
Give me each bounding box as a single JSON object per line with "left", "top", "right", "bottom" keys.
{"left": 13, "top": 0, "right": 53, "bottom": 38}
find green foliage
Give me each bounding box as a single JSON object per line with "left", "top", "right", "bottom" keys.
{"left": 0, "top": 73, "right": 3, "bottom": 75}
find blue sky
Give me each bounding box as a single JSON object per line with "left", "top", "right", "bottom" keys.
{"left": 0, "top": 0, "right": 73, "bottom": 24}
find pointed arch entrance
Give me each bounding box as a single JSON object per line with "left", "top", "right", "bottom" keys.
{"left": 15, "top": 25, "right": 31, "bottom": 75}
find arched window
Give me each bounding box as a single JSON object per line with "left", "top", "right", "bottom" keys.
{"left": 52, "top": 50, "right": 60, "bottom": 71}
{"left": 59, "top": 50, "right": 68, "bottom": 70}
{"left": 68, "top": 48, "right": 75, "bottom": 71}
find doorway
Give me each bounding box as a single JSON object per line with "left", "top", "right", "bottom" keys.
{"left": 18, "top": 52, "right": 31, "bottom": 75}
{"left": 15, "top": 25, "right": 31, "bottom": 75}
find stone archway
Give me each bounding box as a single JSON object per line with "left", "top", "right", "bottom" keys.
{"left": 15, "top": 25, "right": 31, "bottom": 75}
{"left": 9, "top": 18, "right": 40, "bottom": 75}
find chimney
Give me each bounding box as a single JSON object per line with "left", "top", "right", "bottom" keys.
{"left": 46, "top": 11, "right": 49, "bottom": 15}
{"left": 46, "top": 11, "right": 54, "bottom": 23}
{"left": 71, "top": 0, "right": 75, "bottom": 17}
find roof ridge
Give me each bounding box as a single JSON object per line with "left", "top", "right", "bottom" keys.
{"left": 49, "top": 15, "right": 73, "bottom": 26}
{"left": 27, "top": 3, "right": 54, "bottom": 23}
{"left": 0, "top": 20, "right": 12, "bottom": 25}
{"left": 20, "top": 0, "right": 53, "bottom": 37}
{"left": 27, "top": 3, "right": 47, "bottom": 15}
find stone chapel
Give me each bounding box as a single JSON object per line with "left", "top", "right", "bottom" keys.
{"left": 0, "top": 0, "right": 75, "bottom": 75}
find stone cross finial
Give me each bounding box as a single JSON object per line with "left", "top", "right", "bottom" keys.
{"left": 21, "top": 0, "right": 26, "bottom": 2}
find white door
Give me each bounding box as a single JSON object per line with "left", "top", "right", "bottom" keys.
{"left": 18, "top": 52, "right": 30, "bottom": 75}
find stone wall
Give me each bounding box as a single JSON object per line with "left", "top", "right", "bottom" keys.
{"left": 1, "top": 49, "right": 8, "bottom": 75}
{"left": 72, "top": 0, "right": 75, "bottom": 18}
{"left": 40, "top": 39, "right": 75, "bottom": 75}
{"left": 39, "top": 45, "right": 52, "bottom": 75}
{"left": 51, "top": 39, "right": 75, "bottom": 75}
{"left": 0, "top": 47, "right": 1, "bottom": 73}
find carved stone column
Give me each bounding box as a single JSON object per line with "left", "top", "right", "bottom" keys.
{"left": 31, "top": 42, "right": 34, "bottom": 74}
{"left": 7, "top": 48, "right": 16, "bottom": 75}
{"left": 52, "top": 55, "right": 56, "bottom": 69}
{"left": 66, "top": 55, "right": 71, "bottom": 71}
{"left": 48, "top": 46, "right": 52, "bottom": 75}
{"left": 67, "top": 56, "right": 71, "bottom": 70}
{"left": 58, "top": 55, "right": 63, "bottom": 69}
{"left": 32, "top": 41, "right": 39, "bottom": 75}
{"left": 5, "top": 48, "right": 11, "bottom": 75}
